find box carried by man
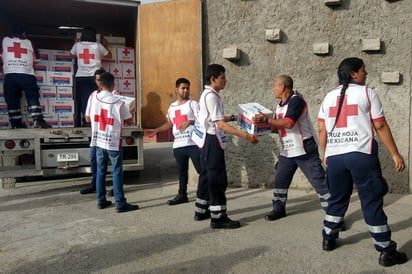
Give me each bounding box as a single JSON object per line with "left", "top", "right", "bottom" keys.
{"left": 238, "top": 102, "right": 273, "bottom": 135}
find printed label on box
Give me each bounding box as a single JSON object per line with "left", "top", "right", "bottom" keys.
{"left": 49, "top": 61, "right": 74, "bottom": 73}
{"left": 35, "top": 71, "right": 47, "bottom": 85}
{"left": 51, "top": 50, "right": 73, "bottom": 62}
{"left": 40, "top": 86, "right": 57, "bottom": 99}
{"left": 38, "top": 49, "right": 52, "bottom": 61}
{"left": 48, "top": 99, "right": 74, "bottom": 114}
{"left": 33, "top": 60, "right": 49, "bottom": 71}
{"left": 47, "top": 71, "right": 73, "bottom": 86}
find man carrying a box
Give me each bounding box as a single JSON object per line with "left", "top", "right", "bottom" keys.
{"left": 191, "top": 64, "right": 259, "bottom": 229}
{"left": 253, "top": 75, "right": 330, "bottom": 221}
{"left": 0, "top": 25, "right": 50, "bottom": 128}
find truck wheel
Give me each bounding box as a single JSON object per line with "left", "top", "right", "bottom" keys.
{"left": 0, "top": 178, "right": 17, "bottom": 189}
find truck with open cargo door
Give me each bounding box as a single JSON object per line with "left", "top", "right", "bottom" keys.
{"left": 0, "top": 0, "right": 144, "bottom": 188}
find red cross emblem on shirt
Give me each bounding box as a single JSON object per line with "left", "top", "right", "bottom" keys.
{"left": 94, "top": 109, "right": 114, "bottom": 130}
{"left": 122, "top": 48, "right": 130, "bottom": 56}
{"left": 277, "top": 113, "right": 287, "bottom": 137}
{"left": 7, "top": 42, "right": 28, "bottom": 58}
{"left": 79, "top": 48, "right": 95, "bottom": 64}
{"left": 328, "top": 96, "right": 358, "bottom": 128}
{"left": 173, "top": 110, "right": 188, "bottom": 129}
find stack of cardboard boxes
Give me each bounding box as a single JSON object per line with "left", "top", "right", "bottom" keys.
{"left": 0, "top": 36, "right": 137, "bottom": 129}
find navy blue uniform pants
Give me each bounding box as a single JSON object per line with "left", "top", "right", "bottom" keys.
{"left": 322, "top": 140, "right": 396, "bottom": 252}
{"left": 272, "top": 138, "right": 329, "bottom": 212}
{"left": 75, "top": 76, "right": 97, "bottom": 127}
{"left": 173, "top": 145, "right": 201, "bottom": 196}
{"left": 195, "top": 134, "right": 227, "bottom": 220}
{"left": 4, "top": 73, "right": 44, "bottom": 127}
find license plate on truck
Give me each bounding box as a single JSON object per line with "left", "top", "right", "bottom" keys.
{"left": 57, "top": 152, "right": 79, "bottom": 162}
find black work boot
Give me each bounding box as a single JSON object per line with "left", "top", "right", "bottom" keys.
{"left": 210, "top": 215, "right": 240, "bottom": 229}
{"left": 33, "top": 119, "right": 51, "bottom": 128}
{"left": 378, "top": 250, "right": 407, "bottom": 267}
{"left": 264, "top": 210, "right": 286, "bottom": 221}
{"left": 167, "top": 194, "right": 189, "bottom": 205}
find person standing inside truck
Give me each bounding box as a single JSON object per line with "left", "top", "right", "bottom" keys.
{"left": 71, "top": 27, "right": 111, "bottom": 127}
{"left": 86, "top": 72, "right": 139, "bottom": 213}
{"left": 0, "top": 24, "right": 50, "bottom": 129}
{"left": 145, "top": 78, "right": 201, "bottom": 206}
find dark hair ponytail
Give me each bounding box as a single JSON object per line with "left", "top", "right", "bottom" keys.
{"left": 331, "top": 57, "right": 364, "bottom": 131}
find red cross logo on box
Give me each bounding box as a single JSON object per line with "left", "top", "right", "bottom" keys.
{"left": 79, "top": 48, "right": 95, "bottom": 64}
{"left": 123, "top": 80, "right": 131, "bottom": 88}
{"left": 126, "top": 68, "right": 132, "bottom": 75}
{"left": 122, "top": 48, "right": 130, "bottom": 56}
{"left": 277, "top": 113, "right": 287, "bottom": 137}
{"left": 94, "top": 109, "right": 114, "bottom": 130}
{"left": 113, "top": 68, "right": 120, "bottom": 74}
{"left": 329, "top": 96, "right": 358, "bottom": 128}
{"left": 7, "top": 42, "right": 28, "bottom": 58}
{"left": 173, "top": 110, "right": 188, "bottom": 129}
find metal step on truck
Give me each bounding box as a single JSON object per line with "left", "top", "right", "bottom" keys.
{"left": 0, "top": 0, "right": 144, "bottom": 188}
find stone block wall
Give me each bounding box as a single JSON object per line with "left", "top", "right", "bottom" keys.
{"left": 202, "top": 0, "right": 411, "bottom": 193}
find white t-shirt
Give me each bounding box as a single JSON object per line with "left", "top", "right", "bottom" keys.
{"left": 71, "top": 42, "right": 108, "bottom": 77}
{"left": 89, "top": 90, "right": 131, "bottom": 151}
{"left": 2, "top": 37, "right": 36, "bottom": 75}
{"left": 167, "top": 99, "right": 198, "bottom": 149}
{"left": 318, "top": 84, "right": 384, "bottom": 157}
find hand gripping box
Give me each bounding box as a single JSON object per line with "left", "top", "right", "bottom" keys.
{"left": 113, "top": 94, "right": 135, "bottom": 113}
{"left": 238, "top": 102, "right": 273, "bottom": 135}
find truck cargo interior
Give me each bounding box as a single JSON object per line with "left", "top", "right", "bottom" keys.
{"left": 0, "top": 0, "right": 138, "bottom": 49}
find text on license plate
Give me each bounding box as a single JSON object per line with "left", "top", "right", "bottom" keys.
{"left": 57, "top": 152, "right": 79, "bottom": 162}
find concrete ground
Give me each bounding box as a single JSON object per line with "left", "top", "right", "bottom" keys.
{"left": 0, "top": 142, "right": 411, "bottom": 274}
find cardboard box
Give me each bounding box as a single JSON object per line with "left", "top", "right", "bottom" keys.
{"left": 102, "top": 47, "right": 117, "bottom": 63}
{"left": 0, "top": 102, "right": 8, "bottom": 114}
{"left": 38, "top": 49, "right": 52, "bottom": 61}
{"left": 56, "top": 86, "right": 73, "bottom": 100}
{"left": 42, "top": 114, "right": 59, "bottom": 128}
{"left": 117, "top": 47, "right": 135, "bottom": 64}
{"left": 117, "top": 79, "right": 135, "bottom": 94}
{"left": 0, "top": 114, "right": 10, "bottom": 129}
{"left": 48, "top": 99, "right": 75, "bottom": 114}
{"left": 122, "top": 64, "right": 135, "bottom": 79}
{"left": 238, "top": 102, "right": 273, "bottom": 135}
{"left": 46, "top": 71, "right": 73, "bottom": 86}
{"left": 104, "top": 36, "right": 126, "bottom": 47}
{"left": 58, "top": 114, "right": 75, "bottom": 127}
{"left": 109, "top": 63, "right": 122, "bottom": 79}
{"left": 49, "top": 61, "right": 74, "bottom": 73}
{"left": 114, "top": 94, "right": 135, "bottom": 113}
{"left": 34, "top": 71, "right": 47, "bottom": 85}
{"left": 51, "top": 50, "right": 73, "bottom": 62}
{"left": 33, "top": 60, "right": 49, "bottom": 72}
{"left": 39, "top": 86, "right": 57, "bottom": 99}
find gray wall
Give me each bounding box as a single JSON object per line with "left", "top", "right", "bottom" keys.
{"left": 201, "top": 0, "right": 411, "bottom": 193}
